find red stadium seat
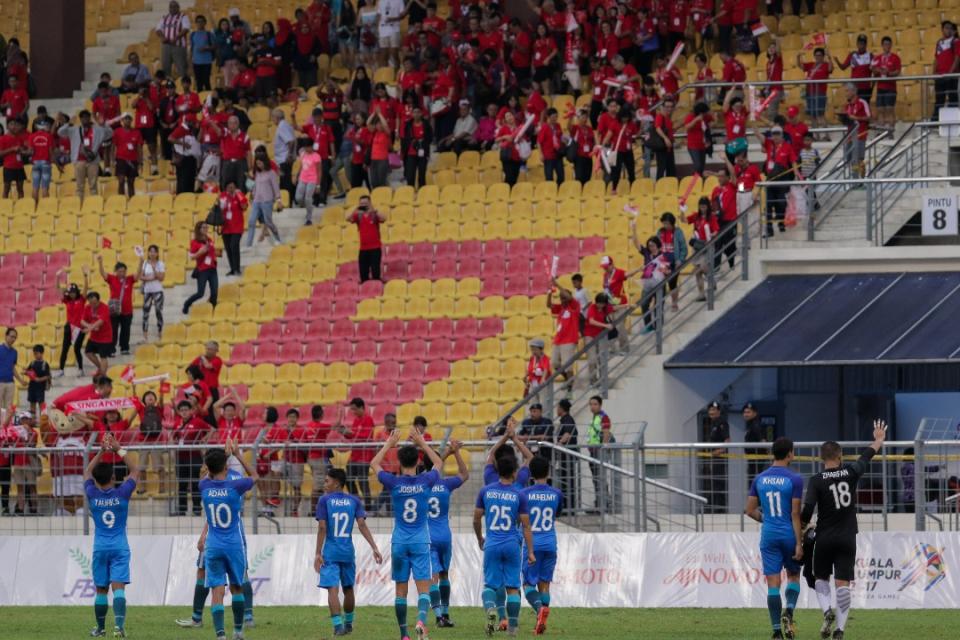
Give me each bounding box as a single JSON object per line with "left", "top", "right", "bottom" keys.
{"left": 331, "top": 318, "right": 355, "bottom": 340}
{"left": 259, "top": 321, "right": 283, "bottom": 341}
{"left": 478, "top": 317, "right": 504, "bottom": 337}
{"left": 408, "top": 259, "right": 432, "bottom": 280}
{"left": 557, "top": 237, "right": 579, "bottom": 256}
{"left": 428, "top": 339, "right": 453, "bottom": 361}
{"left": 255, "top": 342, "right": 280, "bottom": 363}
{"left": 376, "top": 360, "right": 401, "bottom": 381}
{"left": 373, "top": 381, "right": 398, "bottom": 403}
{"left": 400, "top": 360, "right": 425, "bottom": 381}
{"left": 484, "top": 239, "right": 506, "bottom": 258}
{"left": 533, "top": 238, "right": 557, "bottom": 256}
{"left": 452, "top": 337, "right": 476, "bottom": 359}
{"left": 356, "top": 319, "right": 380, "bottom": 340}
{"left": 424, "top": 359, "right": 450, "bottom": 380}
{"left": 0, "top": 253, "right": 22, "bottom": 269}
{"left": 353, "top": 340, "right": 377, "bottom": 362}
{"left": 229, "top": 343, "right": 255, "bottom": 364}
{"left": 282, "top": 319, "right": 309, "bottom": 339}
{"left": 410, "top": 241, "right": 435, "bottom": 259}
{"left": 406, "top": 318, "right": 429, "bottom": 337}
{"left": 459, "top": 240, "right": 482, "bottom": 258}
{"left": 454, "top": 318, "right": 479, "bottom": 338}
{"left": 312, "top": 281, "right": 335, "bottom": 299}
{"left": 435, "top": 241, "right": 458, "bottom": 259}
{"left": 433, "top": 257, "right": 458, "bottom": 278}
{"left": 307, "top": 320, "right": 331, "bottom": 340}
{"left": 384, "top": 243, "right": 410, "bottom": 260}
{"left": 335, "top": 279, "right": 359, "bottom": 299}
{"left": 458, "top": 260, "right": 480, "bottom": 278}
{"left": 24, "top": 253, "right": 47, "bottom": 271}
{"left": 286, "top": 300, "right": 309, "bottom": 320}
{"left": 277, "top": 341, "right": 304, "bottom": 363}
{"left": 581, "top": 236, "right": 605, "bottom": 255}
{"left": 506, "top": 239, "right": 532, "bottom": 255}
{"left": 327, "top": 340, "right": 353, "bottom": 362}
{"left": 383, "top": 259, "right": 407, "bottom": 279}
{"left": 430, "top": 318, "right": 454, "bottom": 338}
{"left": 350, "top": 382, "right": 374, "bottom": 399}
{"left": 380, "top": 319, "right": 404, "bottom": 340}
{"left": 396, "top": 381, "right": 423, "bottom": 404}
{"left": 403, "top": 338, "right": 427, "bottom": 360}
{"left": 378, "top": 340, "right": 402, "bottom": 362}
{"left": 304, "top": 340, "right": 329, "bottom": 361}
{"left": 359, "top": 279, "right": 383, "bottom": 298}
{"left": 337, "top": 262, "right": 360, "bottom": 281}
{"left": 481, "top": 277, "right": 504, "bottom": 297}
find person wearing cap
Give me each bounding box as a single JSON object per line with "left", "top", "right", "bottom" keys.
{"left": 519, "top": 403, "right": 555, "bottom": 461}
{"left": 933, "top": 21, "right": 960, "bottom": 118}
{"left": 55, "top": 266, "right": 90, "bottom": 377}
{"left": 599, "top": 256, "right": 634, "bottom": 351}
{"left": 156, "top": 1, "right": 191, "bottom": 78}
{"left": 437, "top": 100, "right": 478, "bottom": 155}
{"left": 525, "top": 338, "right": 553, "bottom": 404}
{"left": 783, "top": 105, "right": 808, "bottom": 157}
{"left": 838, "top": 83, "right": 871, "bottom": 180}
{"left": 743, "top": 402, "right": 766, "bottom": 487}
{"left": 547, "top": 278, "right": 582, "bottom": 391}
{"left": 3, "top": 409, "right": 39, "bottom": 515}
{"left": 582, "top": 292, "right": 615, "bottom": 382}
{"left": 754, "top": 124, "right": 798, "bottom": 236}
{"left": 702, "top": 401, "right": 731, "bottom": 513}
{"left": 834, "top": 34, "right": 874, "bottom": 105}
{"left": 112, "top": 113, "right": 144, "bottom": 198}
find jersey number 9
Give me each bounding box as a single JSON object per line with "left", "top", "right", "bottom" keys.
{"left": 101, "top": 510, "right": 116, "bottom": 529}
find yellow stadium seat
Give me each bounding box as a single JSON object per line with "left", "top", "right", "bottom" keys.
{"left": 276, "top": 362, "right": 301, "bottom": 383}
{"left": 423, "top": 381, "right": 449, "bottom": 402}
{"left": 303, "top": 363, "right": 326, "bottom": 382}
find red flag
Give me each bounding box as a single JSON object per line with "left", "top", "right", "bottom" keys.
{"left": 804, "top": 32, "right": 827, "bottom": 50}
{"left": 750, "top": 21, "right": 769, "bottom": 37}
{"left": 101, "top": 237, "right": 113, "bottom": 249}
{"left": 159, "top": 381, "right": 171, "bottom": 394}
{"left": 120, "top": 365, "right": 136, "bottom": 383}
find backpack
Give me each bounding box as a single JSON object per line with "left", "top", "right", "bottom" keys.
{"left": 140, "top": 405, "right": 163, "bottom": 436}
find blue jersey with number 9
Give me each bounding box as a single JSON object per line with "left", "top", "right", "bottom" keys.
{"left": 476, "top": 482, "right": 528, "bottom": 547}
{"left": 86, "top": 478, "right": 136, "bottom": 552}
{"left": 200, "top": 476, "right": 255, "bottom": 550}
{"left": 316, "top": 491, "right": 366, "bottom": 562}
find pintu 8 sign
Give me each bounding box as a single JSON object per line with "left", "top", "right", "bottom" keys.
{"left": 921, "top": 191, "right": 958, "bottom": 236}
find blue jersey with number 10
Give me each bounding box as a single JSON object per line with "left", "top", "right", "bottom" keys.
{"left": 86, "top": 478, "right": 136, "bottom": 552}
{"left": 378, "top": 469, "right": 440, "bottom": 544}
{"left": 316, "top": 491, "right": 366, "bottom": 563}
{"left": 476, "top": 482, "right": 529, "bottom": 547}
{"left": 750, "top": 466, "right": 804, "bottom": 540}
{"left": 200, "top": 476, "right": 255, "bottom": 550}
{"left": 521, "top": 483, "right": 563, "bottom": 552}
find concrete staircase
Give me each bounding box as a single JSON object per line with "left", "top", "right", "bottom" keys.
{"left": 40, "top": 0, "right": 196, "bottom": 116}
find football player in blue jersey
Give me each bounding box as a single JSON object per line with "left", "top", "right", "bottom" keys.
{"left": 521, "top": 456, "right": 564, "bottom": 636}
{"left": 425, "top": 439, "right": 470, "bottom": 628}
{"left": 84, "top": 434, "right": 139, "bottom": 638}
{"left": 372, "top": 427, "right": 444, "bottom": 640}
{"left": 745, "top": 437, "right": 805, "bottom": 640}
{"left": 199, "top": 439, "right": 258, "bottom": 640}
{"left": 475, "top": 451, "right": 536, "bottom": 638}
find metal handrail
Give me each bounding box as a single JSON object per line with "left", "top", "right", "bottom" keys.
{"left": 755, "top": 175, "right": 959, "bottom": 188}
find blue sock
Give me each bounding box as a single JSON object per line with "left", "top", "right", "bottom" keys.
{"left": 212, "top": 604, "right": 225, "bottom": 637}
{"left": 192, "top": 580, "right": 209, "bottom": 622}
{"left": 482, "top": 587, "right": 497, "bottom": 612}
{"left": 331, "top": 614, "right": 344, "bottom": 632}
{"left": 344, "top": 611, "right": 354, "bottom": 627}
{"left": 439, "top": 579, "right": 451, "bottom": 615}
{"left": 506, "top": 594, "right": 521, "bottom": 631}
{"left": 785, "top": 583, "right": 800, "bottom": 614}
{"left": 541, "top": 592, "right": 551, "bottom": 607}
{"left": 394, "top": 597, "right": 408, "bottom": 638}
{"left": 94, "top": 593, "right": 108, "bottom": 631}
{"left": 429, "top": 584, "right": 442, "bottom": 617}
{"left": 496, "top": 586, "right": 507, "bottom": 621}
{"left": 113, "top": 589, "right": 127, "bottom": 631}
{"left": 417, "top": 593, "right": 431, "bottom": 626}
{"left": 242, "top": 580, "right": 254, "bottom": 619}
{"left": 524, "top": 585, "right": 542, "bottom": 612}
{"left": 767, "top": 587, "right": 782, "bottom": 631}
{"left": 231, "top": 594, "right": 245, "bottom": 633}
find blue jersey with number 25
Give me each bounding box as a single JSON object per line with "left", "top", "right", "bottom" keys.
{"left": 476, "top": 482, "right": 528, "bottom": 547}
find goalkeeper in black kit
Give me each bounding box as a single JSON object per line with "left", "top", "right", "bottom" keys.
{"left": 800, "top": 419, "right": 888, "bottom": 640}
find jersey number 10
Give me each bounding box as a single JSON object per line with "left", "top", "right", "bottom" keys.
{"left": 207, "top": 503, "right": 233, "bottom": 528}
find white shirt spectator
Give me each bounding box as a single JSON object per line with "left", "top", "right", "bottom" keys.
{"left": 452, "top": 114, "right": 478, "bottom": 139}
{"left": 377, "top": 0, "right": 405, "bottom": 35}
{"left": 273, "top": 119, "right": 296, "bottom": 164}
{"left": 142, "top": 261, "right": 166, "bottom": 294}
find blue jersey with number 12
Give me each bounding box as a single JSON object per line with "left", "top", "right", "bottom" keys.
{"left": 476, "top": 482, "right": 528, "bottom": 547}
{"left": 200, "top": 476, "right": 255, "bottom": 550}
{"left": 316, "top": 491, "right": 366, "bottom": 562}
{"left": 521, "top": 483, "right": 563, "bottom": 552}
{"left": 86, "top": 478, "right": 136, "bottom": 552}
{"left": 378, "top": 469, "right": 440, "bottom": 544}
{"left": 750, "top": 466, "right": 804, "bottom": 540}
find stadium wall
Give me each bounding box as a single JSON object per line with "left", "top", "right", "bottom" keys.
{"left": 2, "top": 532, "right": 953, "bottom": 609}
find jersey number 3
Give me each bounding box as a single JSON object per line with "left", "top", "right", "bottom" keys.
{"left": 829, "top": 481, "right": 852, "bottom": 509}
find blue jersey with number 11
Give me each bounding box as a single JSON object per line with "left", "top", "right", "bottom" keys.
{"left": 476, "top": 482, "right": 528, "bottom": 547}
{"left": 750, "top": 466, "right": 804, "bottom": 540}
{"left": 200, "top": 476, "right": 255, "bottom": 550}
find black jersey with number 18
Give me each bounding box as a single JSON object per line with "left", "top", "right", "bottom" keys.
{"left": 802, "top": 448, "right": 877, "bottom": 538}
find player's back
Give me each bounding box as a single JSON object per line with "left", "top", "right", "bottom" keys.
{"left": 380, "top": 469, "right": 440, "bottom": 544}
{"left": 484, "top": 463, "right": 530, "bottom": 489}
{"left": 807, "top": 459, "right": 869, "bottom": 538}
{"left": 317, "top": 491, "right": 364, "bottom": 562}
{"left": 521, "top": 483, "right": 562, "bottom": 551}
{"left": 200, "top": 476, "right": 254, "bottom": 549}
{"left": 427, "top": 476, "right": 464, "bottom": 544}
{"left": 85, "top": 478, "right": 136, "bottom": 551}
{"left": 477, "top": 481, "right": 527, "bottom": 547}
{"left": 752, "top": 466, "right": 803, "bottom": 540}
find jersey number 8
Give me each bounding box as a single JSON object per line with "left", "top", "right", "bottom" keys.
{"left": 207, "top": 503, "right": 233, "bottom": 528}
{"left": 829, "top": 481, "right": 852, "bottom": 509}
{"left": 402, "top": 498, "right": 419, "bottom": 523}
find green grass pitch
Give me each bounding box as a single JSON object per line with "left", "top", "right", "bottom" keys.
{"left": 1, "top": 606, "right": 951, "bottom": 639}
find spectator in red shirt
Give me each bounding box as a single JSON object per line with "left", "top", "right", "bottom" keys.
{"left": 693, "top": 52, "right": 716, "bottom": 104}
{"left": 81, "top": 291, "right": 113, "bottom": 375}
{"left": 347, "top": 195, "right": 386, "bottom": 283}
{"left": 839, "top": 83, "right": 871, "bottom": 179}
{"left": 131, "top": 385, "right": 168, "bottom": 494}
{"left": 257, "top": 406, "right": 286, "bottom": 511}
{"left": 709, "top": 166, "right": 739, "bottom": 269}
{"left": 756, "top": 126, "right": 798, "bottom": 236}
{"left": 532, "top": 23, "right": 559, "bottom": 95}
{"left": 219, "top": 182, "right": 248, "bottom": 276}
{"left": 0, "top": 75, "right": 29, "bottom": 123}
{"left": 346, "top": 112, "right": 372, "bottom": 188}
{"left": 874, "top": 36, "right": 902, "bottom": 131}
{"left": 113, "top": 114, "right": 144, "bottom": 198}
{"left": 797, "top": 47, "right": 833, "bottom": 137}
{"left": 496, "top": 110, "right": 524, "bottom": 187}
{"left": 27, "top": 119, "right": 57, "bottom": 202}
{"left": 401, "top": 105, "right": 432, "bottom": 189}
{"left": 508, "top": 18, "right": 533, "bottom": 83}
{"left": 764, "top": 42, "right": 784, "bottom": 118}
{"left": 0, "top": 117, "right": 29, "bottom": 200}
{"left": 783, "top": 105, "right": 809, "bottom": 156}
{"left": 292, "top": 107, "right": 336, "bottom": 205}
{"left": 583, "top": 292, "right": 615, "bottom": 379}
{"left": 341, "top": 397, "right": 375, "bottom": 510}
{"left": 547, "top": 278, "right": 582, "bottom": 390}
{"left": 568, "top": 108, "right": 596, "bottom": 185}
{"left": 283, "top": 407, "right": 311, "bottom": 516}
{"left": 653, "top": 98, "right": 677, "bottom": 179}
{"left": 97, "top": 254, "right": 138, "bottom": 357}
{"left": 719, "top": 51, "right": 746, "bottom": 101}
{"left": 182, "top": 221, "right": 219, "bottom": 315}
{"left": 683, "top": 102, "right": 713, "bottom": 176}
{"left": 172, "top": 399, "right": 211, "bottom": 515}
{"left": 55, "top": 268, "right": 90, "bottom": 376}
{"left": 835, "top": 34, "right": 874, "bottom": 105}
{"left": 132, "top": 86, "right": 160, "bottom": 176}
{"left": 210, "top": 114, "right": 252, "bottom": 192}
{"left": 537, "top": 107, "right": 565, "bottom": 185}
{"left": 191, "top": 341, "right": 223, "bottom": 402}
{"left": 306, "top": 405, "right": 331, "bottom": 513}
{"left": 686, "top": 196, "right": 721, "bottom": 298}
{"left": 934, "top": 21, "right": 960, "bottom": 118}
{"left": 525, "top": 338, "right": 553, "bottom": 402}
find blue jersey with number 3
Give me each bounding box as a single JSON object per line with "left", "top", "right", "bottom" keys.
{"left": 476, "top": 482, "right": 528, "bottom": 547}
{"left": 316, "top": 491, "right": 366, "bottom": 562}
{"left": 750, "top": 466, "right": 804, "bottom": 540}
{"left": 521, "top": 483, "right": 563, "bottom": 552}
{"left": 86, "top": 478, "right": 136, "bottom": 552}
{"left": 378, "top": 469, "right": 440, "bottom": 544}
{"left": 200, "top": 476, "right": 255, "bottom": 550}
{"left": 427, "top": 476, "right": 464, "bottom": 544}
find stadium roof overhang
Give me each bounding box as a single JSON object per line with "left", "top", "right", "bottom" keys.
{"left": 666, "top": 273, "right": 960, "bottom": 369}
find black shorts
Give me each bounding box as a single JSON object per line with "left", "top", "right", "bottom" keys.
{"left": 813, "top": 534, "right": 857, "bottom": 582}
{"left": 3, "top": 168, "right": 26, "bottom": 184}
{"left": 876, "top": 90, "right": 897, "bottom": 108}
{"left": 533, "top": 65, "right": 554, "bottom": 83}
{"left": 116, "top": 159, "right": 139, "bottom": 179}
{"left": 84, "top": 340, "right": 112, "bottom": 357}
{"left": 27, "top": 387, "right": 46, "bottom": 404}
{"left": 138, "top": 127, "right": 157, "bottom": 146}
{"left": 857, "top": 87, "right": 873, "bottom": 103}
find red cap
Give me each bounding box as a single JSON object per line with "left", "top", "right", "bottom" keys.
{"left": 787, "top": 105, "right": 800, "bottom": 118}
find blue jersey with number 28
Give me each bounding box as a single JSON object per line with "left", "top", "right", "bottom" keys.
{"left": 200, "top": 476, "right": 255, "bottom": 550}
{"left": 476, "top": 482, "right": 529, "bottom": 547}
{"left": 521, "top": 483, "right": 563, "bottom": 552}
{"left": 750, "top": 466, "right": 804, "bottom": 540}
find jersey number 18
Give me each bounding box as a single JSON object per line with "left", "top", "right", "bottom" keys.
{"left": 829, "top": 481, "right": 852, "bottom": 509}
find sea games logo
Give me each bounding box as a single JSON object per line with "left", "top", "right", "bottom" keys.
{"left": 63, "top": 547, "right": 96, "bottom": 598}
{"left": 857, "top": 542, "right": 946, "bottom": 600}
{"left": 246, "top": 545, "right": 275, "bottom": 594}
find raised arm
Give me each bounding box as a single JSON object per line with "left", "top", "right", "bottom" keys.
{"left": 371, "top": 428, "right": 402, "bottom": 474}
{"left": 449, "top": 440, "right": 469, "bottom": 483}
{"left": 226, "top": 437, "right": 257, "bottom": 480}
{"left": 96, "top": 254, "right": 109, "bottom": 281}
{"left": 486, "top": 425, "right": 513, "bottom": 465}
{"left": 410, "top": 426, "right": 442, "bottom": 471}
{"left": 511, "top": 429, "right": 535, "bottom": 465}
{"left": 83, "top": 438, "right": 109, "bottom": 481}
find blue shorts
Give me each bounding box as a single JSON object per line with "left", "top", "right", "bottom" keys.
{"left": 805, "top": 94, "right": 827, "bottom": 118}
{"left": 92, "top": 549, "right": 131, "bottom": 587}
{"left": 523, "top": 549, "right": 558, "bottom": 586}
{"left": 31, "top": 160, "right": 52, "bottom": 189}
{"left": 761, "top": 536, "right": 801, "bottom": 577}
{"left": 318, "top": 559, "right": 356, "bottom": 589}
{"left": 483, "top": 542, "right": 522, "bottom": 590}
{"left": 205, "top": 547, "right": 247, "bottom": 588}
{"left": 392, "top": 543, "right": 432, "bottom": 582}
{"left": 430, "top": 541, "right": 453, "bottom": 575}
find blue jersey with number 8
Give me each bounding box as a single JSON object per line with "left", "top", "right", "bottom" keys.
{"left": 378, "top": 469, "right": 440, "bottom": 544}
{"left": 521, "top": 483, "right": 563, "bottom": 552}
{"left": 476, "top": 482, "right": 528, "bottom": 547}
{"left": 316, "top": 491, "right": 365, "bottom": 562}
{"left": 200, "top": 477, "right": 255, "bottom": 550}
{"left": 86, "top": 478, "right": 136, "bottom": 552}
